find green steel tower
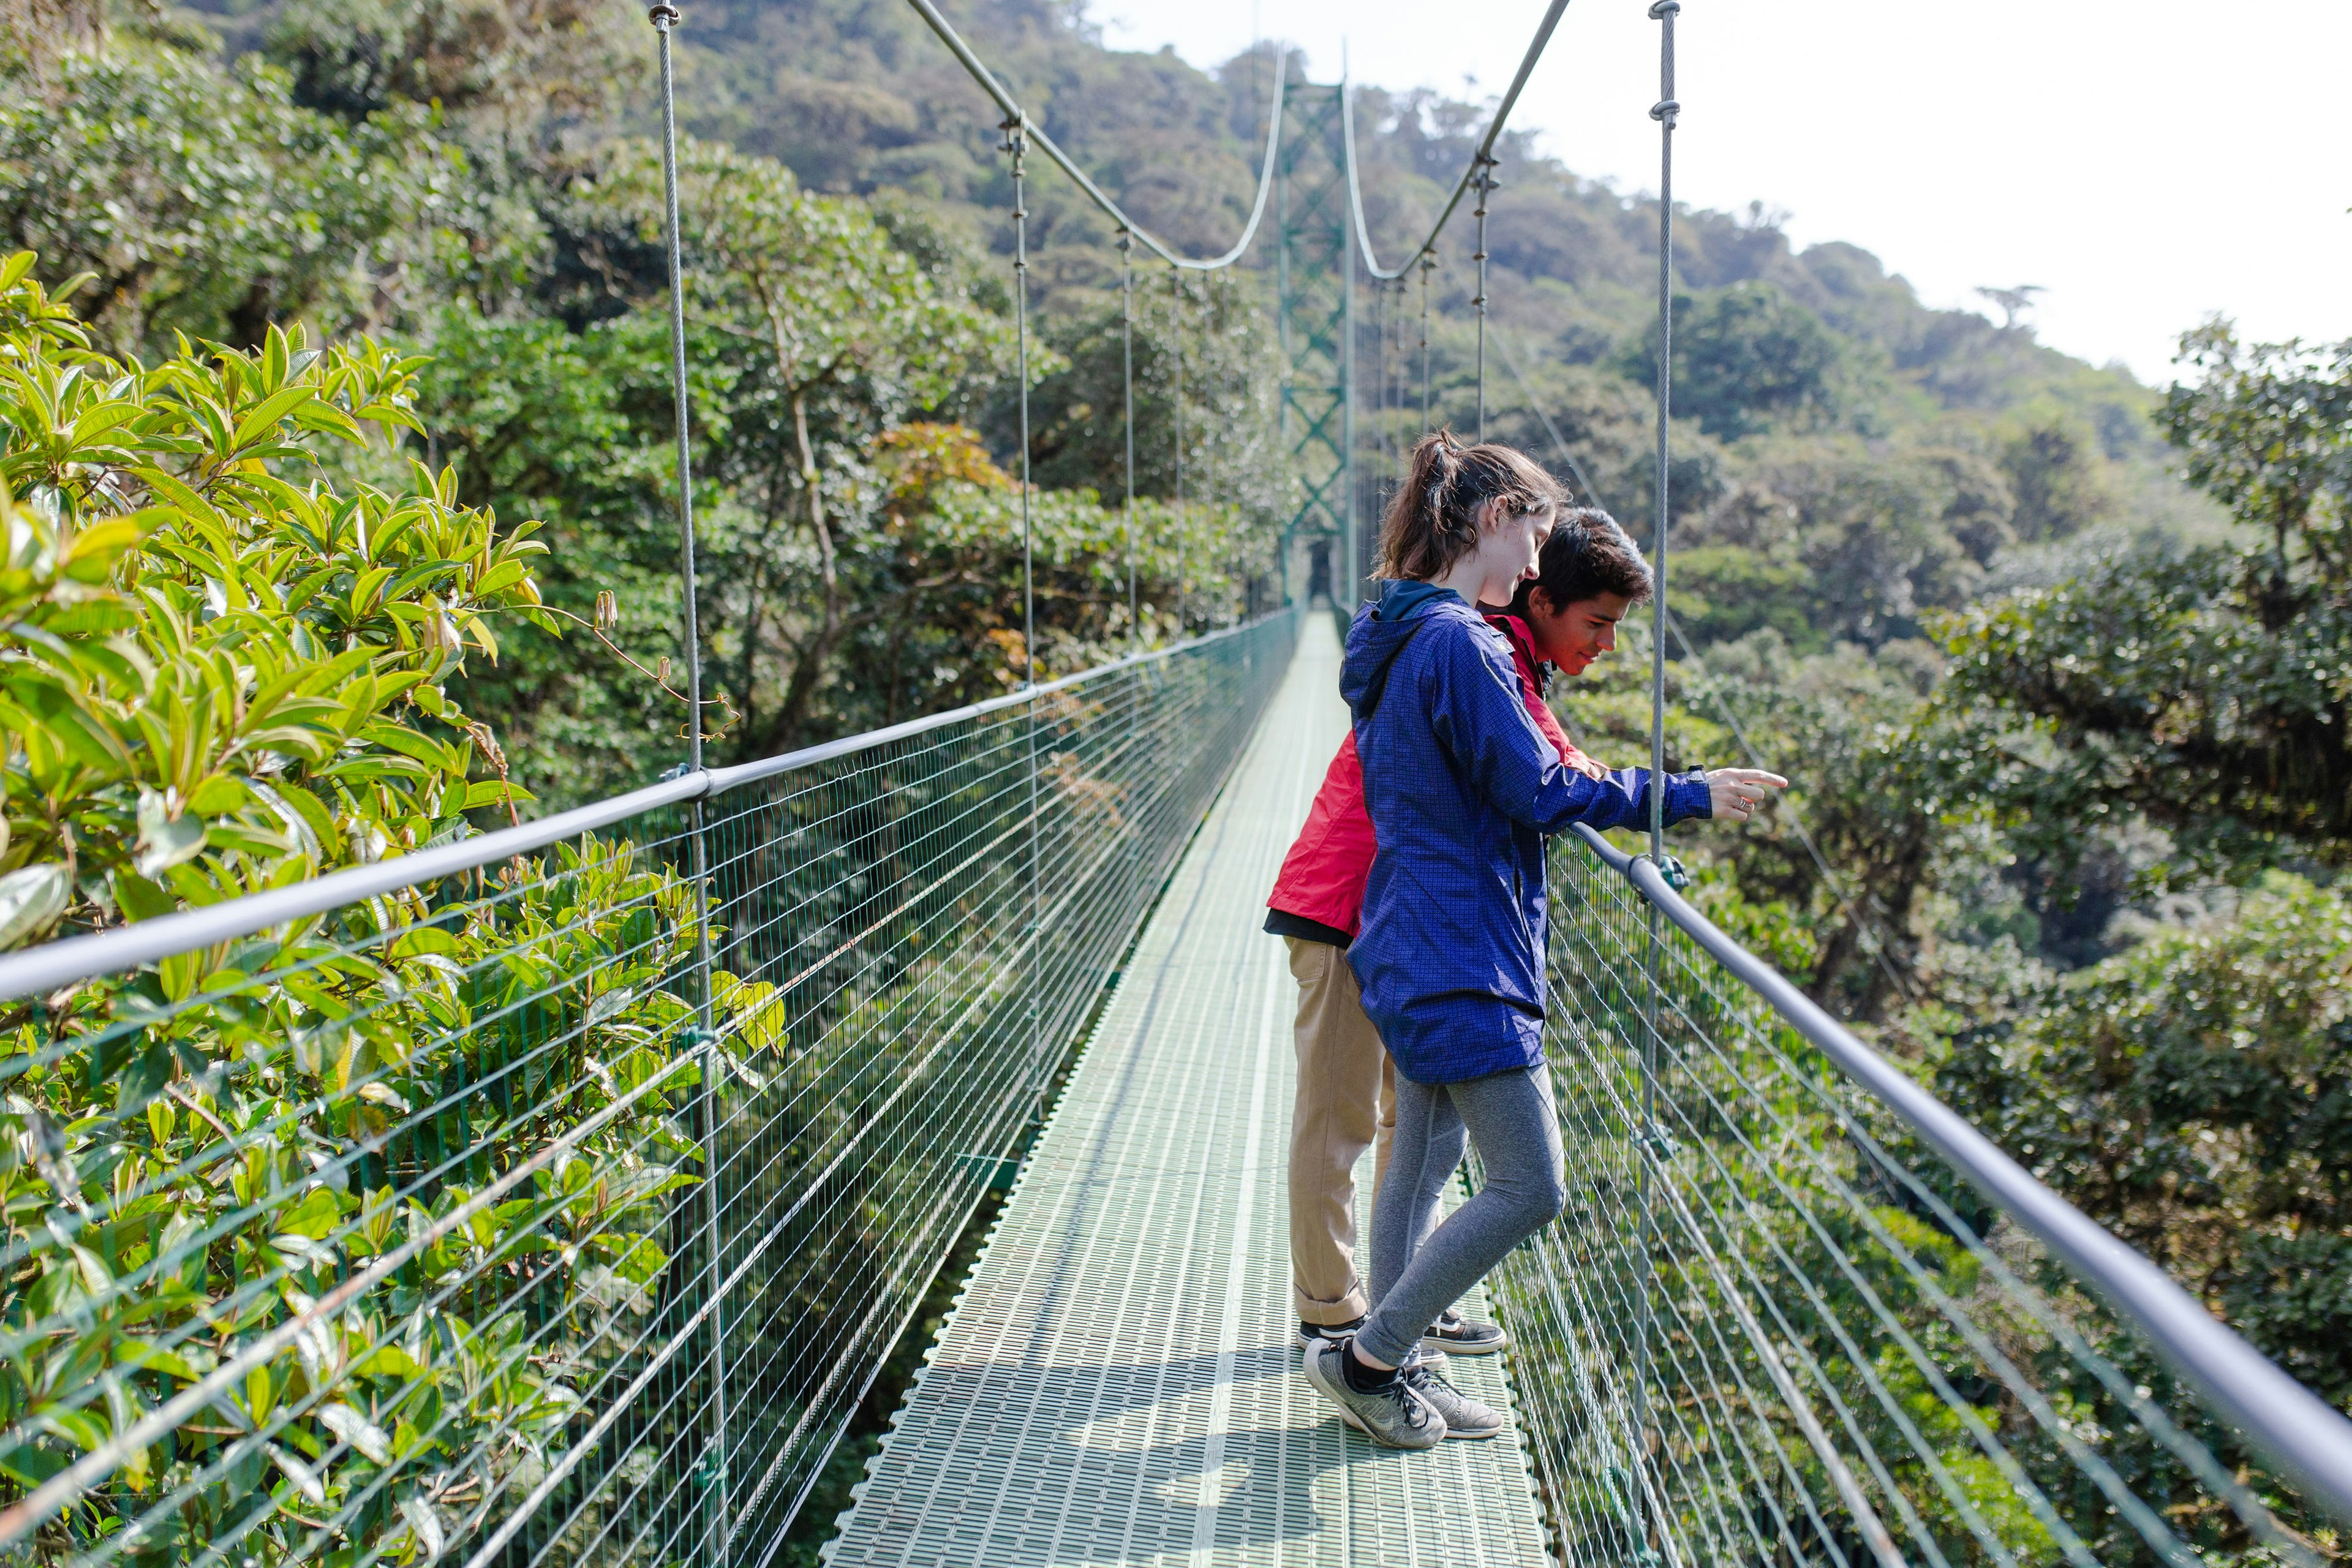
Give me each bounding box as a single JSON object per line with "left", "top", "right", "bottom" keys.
{"left": 1276, "top": 80, "right": 1356, "bottom": 606}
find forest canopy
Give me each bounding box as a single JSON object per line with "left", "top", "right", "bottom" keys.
{"left": 3, "top": 0, "right": 2350, "bottom": 1557}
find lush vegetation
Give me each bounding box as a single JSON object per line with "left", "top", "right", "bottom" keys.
{"left": 0, "top": 252, "right": 738, "bottom": 1562}
{"left": 4, "top": 0, "right": 2350, "bottom": 1561}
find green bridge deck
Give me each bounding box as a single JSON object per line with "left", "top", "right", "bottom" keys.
{"left": 824, "top": 614, "right": 1552, "bottom": 1567}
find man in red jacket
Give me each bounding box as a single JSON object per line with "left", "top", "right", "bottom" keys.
{"left": 1265, "top": 509, "right": 1650, "bottom": 1357}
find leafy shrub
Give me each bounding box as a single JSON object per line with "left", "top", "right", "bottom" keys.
{"left": 0, "top": 251, "right": 729, "bottom": 1566}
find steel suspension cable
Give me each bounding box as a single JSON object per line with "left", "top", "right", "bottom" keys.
{"left": 1173, "top": 268, "right": 1186, "bottom": 628}
{"left": 902, "top": 0, "right": 1286, "bottom": 273}
{"left": 999, "top": 114, "right": 1048, "bottom": 1128}
{"left": 1374, "top": 279, "right": 1389, "bottom": 530}
{"left": 1646, "top": 6, "right": 1678, "bottom": 886}
{"left": 1640, "top": 6, "right": 1681, "bottom": 1562}
{"left": 1337, "top": 0, "right": 1570, "bottom": 283}
{"left": 649, "top": 11, "right": 728, "bottom": 1554}
{"left": 1120, "top": 228, "right": 1137, "bottom": 650}
{"left": 1419, "top": 255, "right": 1433, "bottom": 429}
{"left": 1472, "top": 156, "right": 1494, "bottom": 440}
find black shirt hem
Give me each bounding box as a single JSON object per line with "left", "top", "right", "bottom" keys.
{"left": 1264, "top": 908, "right": 1352, "bottom": 948}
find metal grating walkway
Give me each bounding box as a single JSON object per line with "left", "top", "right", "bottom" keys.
{"left": 824, "top": 614, "right": 1553, "bottom": 1567}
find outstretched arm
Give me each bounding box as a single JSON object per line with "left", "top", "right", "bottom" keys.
{"left": 1428, "top": 623, "right": 1714, "bottom": 834}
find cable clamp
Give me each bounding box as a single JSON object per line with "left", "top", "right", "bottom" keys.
{"left": 647, "top": 3, "right": 680, "bottom": 26}
{"left": 1649, "top": 99, "right": 1680, "bottom": 125}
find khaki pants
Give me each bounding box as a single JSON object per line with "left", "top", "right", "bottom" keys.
{"left": 1284, "top": 936, "right": 1398, "bottom": 1324}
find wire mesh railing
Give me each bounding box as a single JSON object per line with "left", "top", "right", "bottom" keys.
{"left": 0, "top": 609, "right": 1295, "bottom": 1568}
{"left": 1491, "top": 824, "right": 2352, "bottom": 1568}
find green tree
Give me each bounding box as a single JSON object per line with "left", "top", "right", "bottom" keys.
{"left": 1941, "top": 326, "right": 2352, "bottom": 862}
{"left": 1996, "top": 409, "right": 2113, "bottom": 543}
{"left": 0, "top": 28, "right": 419, "bottom": 352}
{"left": 0, "top": 251, "right": 749, "bottom": 1566}
{"left": 1620, "top": 282, "right": 1850, "bottom": 442}
{"left": 1937, "top": 873, "right": 2352, "bottom": 1406}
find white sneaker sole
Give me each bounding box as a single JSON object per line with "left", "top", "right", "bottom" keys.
{"left": 1297, "top": 1330, "right": 1446, "bottom": 1370}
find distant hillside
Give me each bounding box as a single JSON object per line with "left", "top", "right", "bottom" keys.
{"left": 525, "top": 0, "right": 2208, "bottom": 639}
{"left": 661, "top": 1, "right": 2152, "bottom": 418}
{"left": 176, "top": 0, "right": 2222, "bottom": 648}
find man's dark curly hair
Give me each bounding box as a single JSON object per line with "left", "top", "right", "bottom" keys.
{"left": 1507, "top": 505, "right": 1652, "bottom": 617}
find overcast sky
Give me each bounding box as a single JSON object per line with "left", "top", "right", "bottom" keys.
{"left": 1093, "top": 0, "right": 2352, "bottom": 386}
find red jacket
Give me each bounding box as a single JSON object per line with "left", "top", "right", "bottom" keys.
{"left": 1267, "top": 611, "right": 1609, "bottom": 938}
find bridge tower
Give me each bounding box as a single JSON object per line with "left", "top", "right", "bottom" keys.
{"left": 1276, "top": 80, "right": 1358, "bottom": 608}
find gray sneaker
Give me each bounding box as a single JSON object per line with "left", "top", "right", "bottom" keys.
{"left": 1402, "top": 1360, "right": 1505, "bottom": 1440}
{"left": 1420, "top": 1308, "right": 1508, "bottom": 1357}
{"left": 1302, "top": 1340, "right": 1446, "bottom": 1450}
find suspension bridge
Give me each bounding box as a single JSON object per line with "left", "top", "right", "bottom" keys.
{"left": 3, "top": 3, "right": 2352, "bottom": 1567}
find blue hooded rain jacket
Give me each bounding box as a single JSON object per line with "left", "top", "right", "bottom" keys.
{"left": 1341, "top": 580, "right": 1711, "bottom": 1084}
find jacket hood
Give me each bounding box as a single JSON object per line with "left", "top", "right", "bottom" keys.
{"left": 1340, "top": 581, "right": 1463, "bottom": 712}
{"left": 1372, "top": 578, "right": 1458, "bottom": 624}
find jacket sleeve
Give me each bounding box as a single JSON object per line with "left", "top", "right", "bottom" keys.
{"left": 1428, "top": 620, "right": 1713, "bottom": 834}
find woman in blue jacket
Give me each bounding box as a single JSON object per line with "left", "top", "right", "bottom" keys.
{"left": 1302, "top": 431, "right": 1785, "bottom": 1449}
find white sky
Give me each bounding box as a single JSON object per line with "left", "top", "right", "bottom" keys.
{"left": 1095, "top": 0, "right": 2352, "bottom": 386}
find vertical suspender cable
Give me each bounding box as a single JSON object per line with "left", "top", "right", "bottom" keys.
{"left": 1375, "top": 279, "right": 1390, "bottom": 539}
{"left": 1172, "top": 270, "right": 1186, "bottom": 629}
{"left": 1001, "top": 115, "right": 1046, "bottom": 1114}
{"left": 1342, "top": 168, "right": 1357, "bottom": 606}
{"left": 649, "top": 6, "right": 726, "bottom": 1557}
{"left": 1472, "top": 156, "right": 1494, "bottom": 441}
{"left": 1390, "top": 282, "right": 1402, "bottom": 481}
{"left": 1640, "top": 6, "right": 1680, "bottom": 1562}
{"left": 1646, "top": 11, "right": 1679, "bottom": 873}
{"left": 1418, "top": 254, "right": 1434, "bottom": 432}
{"left": 1120, "top": 229, "right": 1137, "bottom": 651}
{"left": 1003, "top": 116, "right": 1036, "bottom": 688}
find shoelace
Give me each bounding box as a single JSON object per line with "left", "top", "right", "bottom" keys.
{"left": 1387, "top": 1383, "right": 1433, "bottom": 1430}
{"left": 1401, "top": 1363, "right": 1457, "bottom": 1402}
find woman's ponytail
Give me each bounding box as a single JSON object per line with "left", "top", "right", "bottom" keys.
{"left": 1374, "top": 431, "right": 1567, "bottom": 582}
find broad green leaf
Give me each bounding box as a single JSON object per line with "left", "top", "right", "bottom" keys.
{"left": 134, "top": 791, "right": 207, "bottom": 876}
{"left": 228, "top": 385, "right": 317, "bottom": 452}
{"left": 461, "top": 779, "right": 535, "bottom": 811}
{"left": 314, "top": 1403, "right": 393, "bottom": 1465}
{"left": 0, "top": 864, "right": 69, "bottom": 951}
{"left": 266, "top": 1442, "right": 326, "bottom": 1506}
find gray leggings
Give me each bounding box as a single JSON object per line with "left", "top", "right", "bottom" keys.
{"left": 1356, "top": 1063, "right": 1566, "bottom": 1367}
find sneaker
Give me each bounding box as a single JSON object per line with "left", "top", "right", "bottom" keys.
{"left": 1294, "top": 1316, "right": 1364, "bottom": 1351}
{"left": 1301, "top": 1340, "right": 1447, "bottom": 1450}
{"left": 1401, "top": 1361, "right": 1505, "bottom": 1440}
{"left": 1420, "top": 1308, "right": 1508, "bottom": 1356}
{"left": 1297, "top": 1318, "right": 1446, "bottom": 1370}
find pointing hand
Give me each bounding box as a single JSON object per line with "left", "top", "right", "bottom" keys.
{"left": 1705, "top": 767, "right": 1789, "bottom": 824}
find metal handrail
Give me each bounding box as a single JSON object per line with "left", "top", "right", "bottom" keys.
{"left": 1568, "top": 820, "right": 2352, "bottom": 1527}
{"left": 0, "top": 617, "right": 1281, "bottom": 1007}
{"left": 0, "top": 609, "right": 1300, "bottom": 1559}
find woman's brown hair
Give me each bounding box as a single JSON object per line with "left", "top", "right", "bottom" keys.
{"left": 1374, "top": 431, "right": 1567, "bottom": 582}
